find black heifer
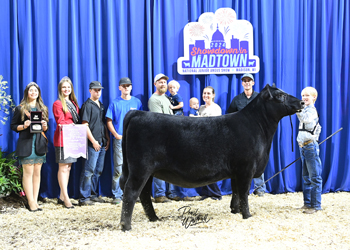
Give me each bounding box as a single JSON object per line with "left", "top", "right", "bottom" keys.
{"left": 119, "top": 84, "right": 303, "bottom": 231}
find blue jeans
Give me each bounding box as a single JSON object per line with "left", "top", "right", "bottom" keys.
{"left": 153, "top": 177, "right": 177, "bottom": 198}
{"left": 300, "top": 142, "right": 322, "bottom": 210}
{"left": 112, "top": 138, "right": 123, "bottom": 199}
{"left": 254, "top": 174, "right": 266, "bottom": 193}
{"left": 174, "top": 110, "right": 183, "bottom": 116}
{"left": 79, "top": 145, "right": 106, "bottom": 202}
{"left": 201, "top": 183, "right": 222, "bottom": 198}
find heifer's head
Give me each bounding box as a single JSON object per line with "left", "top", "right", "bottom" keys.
{"left": 260, "top": 84, "right": 304, "bottom": 119}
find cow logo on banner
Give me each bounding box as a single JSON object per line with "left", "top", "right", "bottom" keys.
{"left": 177, "top": 8, "right": 260, "bottom": 75}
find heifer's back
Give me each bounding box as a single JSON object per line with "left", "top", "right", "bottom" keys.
{"left": 119, "top": 84, "right": 303, "bottom": 231}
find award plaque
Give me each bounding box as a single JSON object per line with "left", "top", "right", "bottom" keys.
{"left": 30, "top": 111, "right": 43, "bottom": 133}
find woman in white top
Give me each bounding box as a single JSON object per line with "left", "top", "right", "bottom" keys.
{"left": 198, "top": 86, "right": 222, "bottom": 117}
{"left": 198, "top": 86, "right": 222, "bottom": 200}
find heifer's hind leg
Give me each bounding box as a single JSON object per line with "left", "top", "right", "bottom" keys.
{"left": 236, "top": 177, "right": 253, "bottom": 219}
{"left": 119, "top": 172, "right": 126, "bottom": 192}
{"left": 140, "top": 176, "right": 159, "bottom": 222}
{"left": 120, "top": 188, "right": 137, "bottom": 231}
{"left": 120, "top": 174, "right": 148, "bottom": 231}
{"left": 230, "top": 176, "right": 240, "bottom": 214}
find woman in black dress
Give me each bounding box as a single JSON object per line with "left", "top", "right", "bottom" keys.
{"left": 11, "top": 82, "right": 49, "bottom": 211}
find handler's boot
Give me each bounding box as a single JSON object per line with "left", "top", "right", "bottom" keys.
{"left": 299, "top": 205, "right": 312, "bottom": 210}
{"left": 91, "top": 197, "right": 105, "bottom": 203}
{"left": 303, "top": 209, "right": 318, "bottom": 214}
{"left": 79, "top": 200, "right": 94, "bottom": 206}
{"left": 168, "top": 196, "right": 182, "bottom": 201}
{"left": 154, "top": 196, "right": 171, "bottom": 203}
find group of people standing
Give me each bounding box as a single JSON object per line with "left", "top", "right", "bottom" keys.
{"left": 10, "top": 72, "right": 323, "bottom": 214}
{"left": 148, "top": 73, "right": 266, "bottom": 203}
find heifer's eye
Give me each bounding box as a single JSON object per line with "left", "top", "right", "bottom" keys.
{"left": 277, "top": 93, "right": 287, "bottom": 102}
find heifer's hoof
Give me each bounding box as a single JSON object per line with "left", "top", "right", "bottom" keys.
{"left": 149, "top": 216, "right": 159, "bottom": 222}
{"left": 230, "top": 208, "right": 240, "bottom": 214}
{"left": 242, "top": 213, "right": 252, "bottom": 219}
{"left": 119, "top": 222, "right": 132, "bottom": 232}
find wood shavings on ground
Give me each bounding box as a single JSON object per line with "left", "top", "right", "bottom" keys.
{"left": 0, "top": 192, "right": 349, "bottom": 249}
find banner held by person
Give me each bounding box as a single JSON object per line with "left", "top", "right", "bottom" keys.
{"left": 62, "top": 124, "right": 87, "bottom": 159}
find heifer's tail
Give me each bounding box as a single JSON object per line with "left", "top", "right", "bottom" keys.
{"left": 119, "top": 111, "right": 134, "bottom": 191}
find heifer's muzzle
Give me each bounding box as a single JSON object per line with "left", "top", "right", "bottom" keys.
{"left": 297, "top": 101, "right": 305, "bottom": 112}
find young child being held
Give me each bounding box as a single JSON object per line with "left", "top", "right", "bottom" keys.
{"left": 188, "top": 97, "right": 199, "bottom": 117}
{"left": 168, "top": 80, "right": 184, "bottom": 115}
{"left": 297, "top": 86, "right": 322, "bottom": 214}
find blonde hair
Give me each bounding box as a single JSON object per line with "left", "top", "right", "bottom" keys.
{"left": 168, "top": 80, "right": 180, "bottom": 90}
{"left": 301, "top": 87, "right": 318, "bottom": 103}
{"left": 58, "top": 76, "right": 78, "bottom": 113}
{"left": 19, "top": 82, "right": 49, "bottom": 122}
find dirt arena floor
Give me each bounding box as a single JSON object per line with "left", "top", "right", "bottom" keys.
{"left": 0, "top": 192, "right": 349, "bottom": 250}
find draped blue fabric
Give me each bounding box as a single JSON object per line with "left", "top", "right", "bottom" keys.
{"left": 1, "top": 0, "right": 349, "bottom": 199}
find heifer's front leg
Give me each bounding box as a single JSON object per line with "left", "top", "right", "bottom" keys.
{"left": 236, "top": 177, "right": 252, "bottom": 219}
{"left": 239, "top": 194, "right": 251, "bottom": 219}
{"left": 140, "top": 176, "right": 159, "bottom": 222}
{"left": 230, "top": 177, "right": 240, "bottom": 214}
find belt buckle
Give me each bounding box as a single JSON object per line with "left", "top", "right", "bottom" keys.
{"left": 299, "top": 140, "right": 312, "bottom": 148}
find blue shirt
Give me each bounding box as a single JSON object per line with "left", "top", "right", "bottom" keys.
{"left": 169, "top": 93, "right": 183, "bottom": 112}
{"left": 189, "top": 108, "right": 199, "bottom": 116}
{"left": 106, "top": 96, "right": 142, "bottom": 135}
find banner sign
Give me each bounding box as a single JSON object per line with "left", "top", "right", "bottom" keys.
{"left": 177, "top": 8, "right": 260, "bottom": 75}
{"left": 62, "top": 124, "right": 87, "bottom": 159}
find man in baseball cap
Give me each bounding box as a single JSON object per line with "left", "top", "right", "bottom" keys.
{"left": 149, "top": 73, "right": 172, "bottom": 114}
{"left": 79, "top": 81, "right": 109, "bottom": 205}
{"left": 89, "top": 81, "right": 104, "bottom": 89}
{"left": 106, "top": 77, "right": 142, "bottom": 204}
{"left": 227, "top": 73, "right": 266, "bottom": 196}
{"left": 148, "top": 73, "right": 181, "bottom": 203}
{"left": 119, "top": 77, "right": 132, "bottom": 86}
{"left": 241, "top": 73, "right": 254, "bottom": 81}
{"left": 154, "top": 73, "right": 169, "bottom": 83}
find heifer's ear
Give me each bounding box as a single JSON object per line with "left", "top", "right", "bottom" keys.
{"left": 261, "top": 84, "right": 273, "bottom": 100}
{"left": 272, "top": 83, "right": 276, "bottom": 88}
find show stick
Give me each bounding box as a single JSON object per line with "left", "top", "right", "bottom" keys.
{"left": 253, "top": 127, "right": 343, "bottom": 193}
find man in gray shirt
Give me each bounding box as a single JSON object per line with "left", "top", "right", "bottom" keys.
{"left": 148, "top": 74, "right": 173, "bottom": 115}
{"left": 148, "top": 73, "right": 180, "bottom": 203}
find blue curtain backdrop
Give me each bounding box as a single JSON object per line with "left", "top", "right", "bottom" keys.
{"left": 0, "top": 0, "right": 349, "bottom": 199}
